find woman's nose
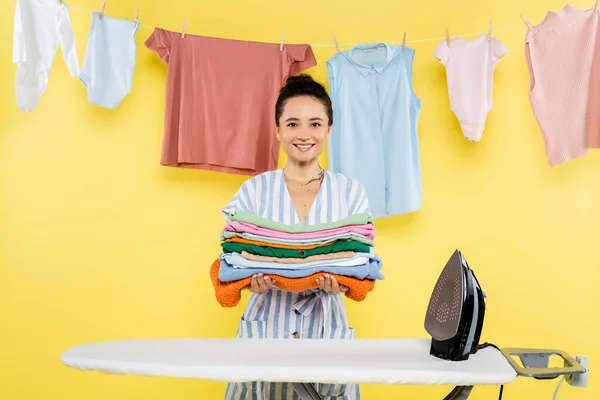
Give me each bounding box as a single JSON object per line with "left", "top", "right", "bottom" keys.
{"left": 295, "top": 134, "right": 311, "bottom": 141}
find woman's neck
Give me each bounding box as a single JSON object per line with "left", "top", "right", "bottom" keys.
{"left": 283, "top": 161, "right": 322, "bottom": 183}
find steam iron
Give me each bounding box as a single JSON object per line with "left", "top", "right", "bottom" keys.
{"left": 425, "top": 249, "right": 486, "bottom": 361}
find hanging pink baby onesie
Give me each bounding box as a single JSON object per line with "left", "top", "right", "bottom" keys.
{"left": 524, "top": 5, "right": 600, "bottom": 166}
{"left": 434, "top": 35, "right": 508, "bottom": 142}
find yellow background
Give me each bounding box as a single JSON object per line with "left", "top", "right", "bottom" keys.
{"left": 1, "top": 0, "right": 598, "bottom": 398}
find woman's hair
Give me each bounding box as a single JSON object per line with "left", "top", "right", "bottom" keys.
{"left": 275, "top": 74, "right": 333, "bottom": 127}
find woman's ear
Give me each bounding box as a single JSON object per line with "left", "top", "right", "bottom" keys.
{"left": 276, "top": 127, "right": 281, "bottom": 141}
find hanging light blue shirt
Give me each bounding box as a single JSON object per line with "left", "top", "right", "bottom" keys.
{"left": 326, "top": 43, "right": 422, "bottom": 219}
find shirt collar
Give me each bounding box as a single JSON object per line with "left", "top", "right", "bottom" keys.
{"left": 343, "top": 43, "right": 394, "bottom": 77}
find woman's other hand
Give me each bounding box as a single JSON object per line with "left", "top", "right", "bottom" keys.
{"left": 316, "top": 274, "right": 348, "bottom": 294}
{"left": 247, "top": 273, "right": 276, "bottom": 293}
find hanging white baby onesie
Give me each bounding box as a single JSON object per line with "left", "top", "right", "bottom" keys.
{"left": 12, "top": 0, "right": 79, "bottom": 111}
{"left": 434, "top": 35, "right": 508, "bottom": 142}
{"left": 79, "top": 13, "right": 140, "bottom": 109}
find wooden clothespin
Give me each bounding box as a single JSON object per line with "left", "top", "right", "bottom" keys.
{"left": 99, "top": 1, "right": 106, "bottom": 20}
{"left": 488, "top": 21, "right": 492, "bottom": 41}
{"left": 402, "top": 32, "right": 407, "bottom": 52}
{"left": 280, "top": 32, "right": 285, "bottom": 51}
{"left": 133, "top": 9, "right": 139, "bottom": 27}
{"left": 520, "top": 14, "right": 531, "bottom": 30}
{"left": 595, "top": 0, "right": 599, "bottom": 11}
{"left": 333, "top": 36, "right": 340, "bottom": 53}
{"left": 446, "top": 28, "right": 451, "bottom": 47}
{"left": 181, "top": 20, "right": 188, "bottom": 38}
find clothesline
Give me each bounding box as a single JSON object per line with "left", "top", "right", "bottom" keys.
{"left": 64, "top": 1, "right": 596, "bottom": 47}
{"left": 68, "top": 3, "right": 154, "bottom": 30}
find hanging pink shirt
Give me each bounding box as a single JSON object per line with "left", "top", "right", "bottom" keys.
{"left": 145, "top": 28, "right": 317, "bottom": 176}
{"left": 524, "top": 5, "right": 599, "bottom": 166}
{"left": 224, "top": 221, "right": 375, "bottom": 239}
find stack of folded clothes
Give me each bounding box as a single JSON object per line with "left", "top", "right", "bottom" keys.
{"left": 210, "top": 209, "right": 384, "bottom": 307}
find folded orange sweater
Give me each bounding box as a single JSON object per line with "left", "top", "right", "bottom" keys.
{"left": 209, "top": 258, "right": 376, "bottom": 307}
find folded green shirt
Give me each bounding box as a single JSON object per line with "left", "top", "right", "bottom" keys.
{"left": 221, "top": 240, "right": 371, "bottom": 258}
{"left": 226, "top": 209, "right": 374, "bottom": 233}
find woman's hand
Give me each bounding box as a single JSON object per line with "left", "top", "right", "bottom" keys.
{"left": 246, "top": 273, "right": 276, "bottom": 293}
{"left": 316, "top": 274, "right": 348, "bottom": 294}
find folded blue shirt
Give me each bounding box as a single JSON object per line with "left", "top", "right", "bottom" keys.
{"left": 218, "top": 252, "right": 384, "bottom": 282}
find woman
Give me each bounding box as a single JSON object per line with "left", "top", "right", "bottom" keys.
{"left": 222, "top": 74, "right": 370, "bottom": 400}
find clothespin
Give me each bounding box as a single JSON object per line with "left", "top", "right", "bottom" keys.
{"left": 333, "top": 36, "right": 340, "bottom": 53}
{"left": 402, "top": 32, "right": 407, "bottom": 52}
{"left": 488, "top": 21, "right": 492, "bottom": 41}
{"left": 280, "top": 32, "right": 285, "bottom": 51}
{"left": 133, "top": 9, "right": 139, "bottom": 27}
{"left": 181, "top": 20, "right": 187, "bottom": 38}
{"left": 595, "top": 0, "right": 599, "bottom": 11}
{"left": 446, "top": 28, "right": 451, "bottom": 47}
{"left": 520, "top": 14, "right": 531, "bottom": 30}
{"left": 99, "top": 1, "right": 106, "bottom": 20}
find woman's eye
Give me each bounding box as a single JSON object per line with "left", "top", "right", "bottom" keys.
{"left": 312, "top": 123, "right": 321, "bottom": 127}
{"left": 287, "top": 123, "right": 297, "bottom": 127}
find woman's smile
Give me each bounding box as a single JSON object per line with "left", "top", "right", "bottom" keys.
{"left": 293, "top": 143, "right": 315, "bottom": 152}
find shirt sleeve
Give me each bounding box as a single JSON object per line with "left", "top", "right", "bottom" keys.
{"left": 348, "top": 178, "right": 371, "bottom": 215}
{"left": 145, "top": 28, "right": 172, "bottom": 64}
{"left": 221, "top": 179, "right": 256, "bottom": 219}
{"left": 57, "top": 4, "right": 79, "bottom": 77}
{"left": 433, "top": 40, "right": 450, "bottom": 65}
{"left": 12, "top": 0, "right": 26, "bottom": 64}
{"left": 288, "top": 45, "right": 318, "bottom": 75}
{"left": 491, "top": 37, "right": 509, "bottom": 63}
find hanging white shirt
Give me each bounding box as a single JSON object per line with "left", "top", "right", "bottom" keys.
{"left": 12, "top": 0, "right": 79, "bottom": 111}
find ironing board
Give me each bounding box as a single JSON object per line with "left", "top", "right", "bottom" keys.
{"left": 60, "top": 337, "right": 517, "bottom": 399}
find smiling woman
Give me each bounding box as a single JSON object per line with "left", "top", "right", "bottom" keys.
{"left": 220, "top": 74, "right": 372, "bottom": 400}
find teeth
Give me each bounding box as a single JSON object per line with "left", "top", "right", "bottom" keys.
{"left": 296, "top": 144, "right": 312, "bottom": 148}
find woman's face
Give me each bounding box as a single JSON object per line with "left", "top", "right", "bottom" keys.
{"left": 276, "top": 96, "right": 331, "bottom": 164}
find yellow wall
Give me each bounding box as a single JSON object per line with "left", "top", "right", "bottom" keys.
{"left": 1, "top": 0, "right": 598, "bottom": 398}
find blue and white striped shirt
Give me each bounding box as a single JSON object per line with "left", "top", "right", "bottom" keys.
{"left": 223, "top": 168, "right": 368, "bottom": 400}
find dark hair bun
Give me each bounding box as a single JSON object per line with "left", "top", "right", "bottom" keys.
{"left": 280, "top": 74, "right": 324, "bottom": 96}
{"left": 283, "top": 74, "right": 318, "bottom": 87}
{"left": 275, "top": 74, "right": 333, "bottom": 126}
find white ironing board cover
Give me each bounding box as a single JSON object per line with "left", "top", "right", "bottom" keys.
{"left": 60, "top": 338, "right": 516, "bottom": 385}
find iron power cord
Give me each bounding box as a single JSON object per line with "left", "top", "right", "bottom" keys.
{"left": 552, "top": 377, "right": 565, "bottom": 400}
{"left": 477, "top": 342, "right": 504, "bottom": 400}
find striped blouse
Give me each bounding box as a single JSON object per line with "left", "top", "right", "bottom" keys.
{"left": 222, "top": 168, "right": 370, "bottom": 400}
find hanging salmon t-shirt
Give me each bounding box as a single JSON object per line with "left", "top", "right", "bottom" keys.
{"left": 144, "top": 28, "right": 317, "bottom": 176}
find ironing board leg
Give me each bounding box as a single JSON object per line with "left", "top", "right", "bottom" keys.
{"left": 442, "top": 385, "right": 473, "bottom": 399}
{"left": 291, "top": 383, "right": 474, "bottom": 400}
{"left": 291, "top": 382, "right": 324, "bottom": 400}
